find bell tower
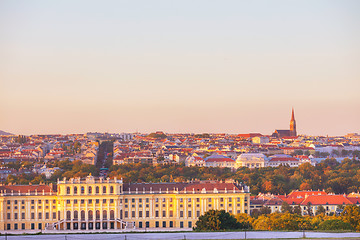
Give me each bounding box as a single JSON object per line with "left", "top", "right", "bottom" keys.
{"left": 290, "top": 108, "right": 297, "bottom": 136}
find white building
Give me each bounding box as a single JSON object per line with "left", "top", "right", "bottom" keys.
{"left": 236, "top": 153, "right": 268, "bottom": 168}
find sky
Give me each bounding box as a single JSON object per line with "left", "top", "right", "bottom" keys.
{"left": 1, "top": 0, "right": 359, "bottom": 136}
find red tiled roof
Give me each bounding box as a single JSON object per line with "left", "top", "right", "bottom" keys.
{"left": 0, "top": 185, "right": 53, "bottom": 193}
{"left": 287, "top": 190, "right": 327, "bottom": 199}
{"left": 301, "top": 195, "right": 353, "bottom": 205}
{"left": 347, "top": 197, "right": 360, "bottom": 205}
{"left": 269, "top": 157, "right": 299, "bottom": 162}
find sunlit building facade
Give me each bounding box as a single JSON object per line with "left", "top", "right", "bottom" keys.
{"left": 0, "top": 175, "right": 250, "bottom": 231}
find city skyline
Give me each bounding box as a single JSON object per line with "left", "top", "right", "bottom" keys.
{"left": 1, "top": 1, "right": 359, "bottom": 136}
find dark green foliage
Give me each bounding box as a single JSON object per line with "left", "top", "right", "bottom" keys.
{"left": 318, "top": 219, "right": 352, "bottom": 230}
{"left": 194, "top": 210, "right": 242, "bottom": 231}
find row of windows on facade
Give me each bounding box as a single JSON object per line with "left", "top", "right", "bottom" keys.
{"left": 7, "top": 199, "right": 56, "bottom": 205}
{"left": 7, "top": 212, "right": 56, "bottom": 220}
{"left": 5, "top": 220, "right": 191, "bottom": 231}
{"left": 65, "top": 186, "right": 117, "bottom": 195}
{"left": 65, "top": 210, "right": 115, "bottom": 220}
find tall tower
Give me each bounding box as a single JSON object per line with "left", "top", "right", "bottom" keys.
{"left": 290, "top": 108, "right": 297, "bottom": 136}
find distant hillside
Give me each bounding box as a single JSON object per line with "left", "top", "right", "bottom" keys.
{"left": 0, "top": 130, "right": 13, "bottom": 136}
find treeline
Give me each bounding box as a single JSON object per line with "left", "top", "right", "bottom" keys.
{"left": 4, "top": 158, "right": 360, "bottom": 195}
{"left": 108, "top": 158, "right": 360, "bottom": 195}
{"left": 195, "top": 205, "right": 360, "bottom": 231}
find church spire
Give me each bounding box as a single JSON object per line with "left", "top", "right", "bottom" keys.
{"left": 290, "top": 108, "right": 297, "bottom": 137}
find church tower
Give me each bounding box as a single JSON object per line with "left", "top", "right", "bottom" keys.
{"left": 290, "top": 108, "right": 297, "bottom": 136}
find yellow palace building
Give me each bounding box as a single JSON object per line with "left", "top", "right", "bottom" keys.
{"left": 0, "top": 175, "right": 250, "bottom": 231}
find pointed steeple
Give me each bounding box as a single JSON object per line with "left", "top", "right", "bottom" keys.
{"left": 290, "top": 107, "right": 297, "bottom": 137}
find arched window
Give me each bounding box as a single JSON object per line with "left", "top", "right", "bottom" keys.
{"left": 88, "top": 186, "right": 92, "bottom": 194}
{"left": 110, "top": 210, "right": 114, "bottom": 220}
{"left": 74, "top": 186, "right": 78, "bottom": 194}
{"left": 103, "top": 186, "right": 107, "bottom": 194}
{"left": 96, "top": 210, "right": 100, "bottom": 220}
{"left": 81, "top": 210, "right": 85, "bottom": 221}
{"left": 110, "top": 186, "right": 114, "bottom": 194}
{"left": 74, "top": 211, "right": 78, "bottom": 220}
{"left": 96, "top": 186, "right": 99, "bottom": 194}
{"left": 102, "top": 210, "right": 107, "bottom": 220}
{"left": 81, "top": 186, "right": 85, "bottom": 194}
{"left": 66, "top": 211, "right": 71, "bottom": 220}
{"left": 88, "top": 210, "right": 93, "bottom": 220}
{"left": 66, "top": 187, "right": 70, "bottom": 195}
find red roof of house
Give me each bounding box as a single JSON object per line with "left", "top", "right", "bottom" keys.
{"left": 269, "top": 157, "right": 299, "bottom": 162}
{"left": 287, "top": 190, "right": 327, "bottom": 199}
{"left": 301, "top": 195, "right": 353, "bottom": 205}
{"left": 0, "top": 185, "right": 53, "bottom": 193}
{"left": 347, "top": 197, "right": 360, "bottom": 205}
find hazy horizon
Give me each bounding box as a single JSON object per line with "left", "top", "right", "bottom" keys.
{"left": 1, "top": 1, "right": 359, "bottom": 136}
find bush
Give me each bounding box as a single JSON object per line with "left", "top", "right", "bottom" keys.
{"left": 194, "top": 210, "right": 242, "bottom": 231}
{"left": 318, "top": 219, "right": 352, "bottom": 231}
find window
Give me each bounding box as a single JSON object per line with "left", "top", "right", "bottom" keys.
{"left": 220, "top": 198, "right": 224, "bottom": 202}
{"left": 110, "top": 199, "right": 114, "bottom": 204}
{"left": 196, "top": 211, "right": 200, "bottom": 217}
{"left": 146, "top": 211, "right": 149, "bottom": 217}
{"left": 237, "top": 197, "right": 240, "bottom": 202}
{"left": 81, "top": 199, "right": 85, "bottom": 204}
{"left": 96, "top": 186, "right": 99, "bottom": 194}
{"left": 188, "top": 198, "right": 191, "bottom": 202}
{"left": 96, "top": 199, "right": 99, "bottom": 204}
{"left": 31, "top": 200, "right": 34, "bottom": 204}
{"left": 14, "top": 213, "right": 18, "bottom": 219}
{"left": 132, "top": 211, "right": 135, "bottom": 218}
{"left": 74, "top": 211, "right": 78, "bottom": 220}
{"left": 188, "top": 221, "right": 192, "bottom": 228}
{"left": 46, "top": 212, "right": 49, "bottom": 219}
{"left": 7, "top": 224, "right": 10, "bottom": 230}
{"left": 196, "top": 198, "right": 200, "bottom": 202}
{"left": 139, "top": 198, "right": 142, "bottom": 203}
{"left": 110, "top": 186, "right": 114, "bottom": 193}
{"left": 89, "top": 199, "right": 92, "bottom": 204}
{"left": 31, "top": 223, "right": 35, "bottom": 230}
{"left": 81, "top": 186, "right": 85, "bottom": 194}
{"left": 180, "top": 222, "right": 183, "bottom": 228}
{"left": 38, "top": 223, "right": 42, "bottom": 230}
{"left": 66, "top": 187, "right": 70, "bottom": 195}
{"left": 208, "top": 198, "right": 212, "bottom": 202}
{"left": 229, "top": 197, "right": 232, "bottom": 202}
{"left": 169, "top": 221, "right": 173, "bottom": 228}
{"left": 155, "top": 211, "right": 159, "bottom": 217}
{"left": 169, "top": 210, "right": 173, "bottom": 217}
{"left": 88, "top": 186, "right": 92, "bottom": 194}
{"left": 188, "top": 211, "right": 192, "bottom": 218}
{"left": 110, "top": 210, "right": 114, "bottom": 220}
{"left": 155, "top": 198, "right": 159, "bottom": 202}
{"left": 74, "top": 199, "right": 78, "bottom": 204}
{"left": 155, "top": 221, "right": 159, "bottom": 228}
{"left": 180, "top": 198, "right": 183, "bottom": 202}
{"left": 146, "top": 198, "right": 149, "bottom": 203}
{"left": 103, "top": 199, "right": 107, "bottom": 204}
{"left": 163, "top": 221, "right": 166, "bottom": 228}
{"left": 31, "top": 213, "right": 34, "bottom": 219}
{"left": 66, "top": 211, "right": 71, "bottom": 220}
{"left": 22, "top": 223, "right": 25, "bottom": 230}
{"left": 103, "top": 210, "right": 107, "bottom": 219}
{"left": 66, "top": 200, "right": 70, "bottom": 204}
{"left": 15, "top": 200, "right": 18, "bottom": 204}
{"left": 180, "top": 211, "right": 183, "bottom": 218}
{"left": 38, "top": 212, "right": 42, "bottom": 220}
{"left": 7, "top": 213, "right": 10, "bottom": 219}
{"left": 88, "top": 210, "right": 93, "bottom": 220}
{"left": 139, "top": 222, "right": 143, "bottom": 228}
{"left": 103, "top": 186, "right": 107, "bottom": 194}
{"left": 14, "top": 223, "right": 18, "bottom": 230}
{"left": 74, "top": 186, "right": 78, "bottom": 194}
{"left": 22, "top": 213, "right": 25, "bottom": 219}
{"left": 81, "top": 211, "right": 85, "bottom": 220}
{"left": 139, "top": 211, "right": 143, "bottom": 218}
{"left": 38, "top": 200, "right": 42, "bottom": 204}
{"left": 146, "top": 221, "right": 149, "bottom": 228}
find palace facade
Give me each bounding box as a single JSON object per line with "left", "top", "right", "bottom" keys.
{"left": 0, "top": 175, "right": 250, "bottom": 231}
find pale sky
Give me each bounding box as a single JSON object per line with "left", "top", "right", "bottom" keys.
{"left": 1, "top": 0, "right": 359, "bottom": 136}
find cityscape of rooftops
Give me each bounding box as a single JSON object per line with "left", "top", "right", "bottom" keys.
{"left": 1, "top": 0, "right": 360, "bottom": 238}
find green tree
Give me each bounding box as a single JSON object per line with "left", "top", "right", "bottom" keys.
{"left": 194, "top": 210, "right": 242, "bottom": 231}
{"left": 281, "top": 201, "right": 293, "bottom": 213}
{"left": 318, "top": 219, "right": 352, "bottom": 230}
{"left": 315, "top": 205, "right": 326, "bottom": 215}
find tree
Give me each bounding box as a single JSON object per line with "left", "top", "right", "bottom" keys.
{"left": 194, "top": 210, "right": 242, "bottom": 231}
{"left": 300, "top": 182, "right": 311, "bottom": 191}
{"left": 341, "top": 205, "right": 360, "bottom": 230}
{"left": 318, "top": 219, "right": 352, "bottom": 230}
{"left": 306, "top": 202, "right": 313, "bottom": 216}
{"left": 281, "top": 201, "right": 293, "bottom": 213}
{"left": 315, "top": 205, "right": 326, "bottom": 215}
{"left": 293, "top": 205, "right": 302, "bottom": 215}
